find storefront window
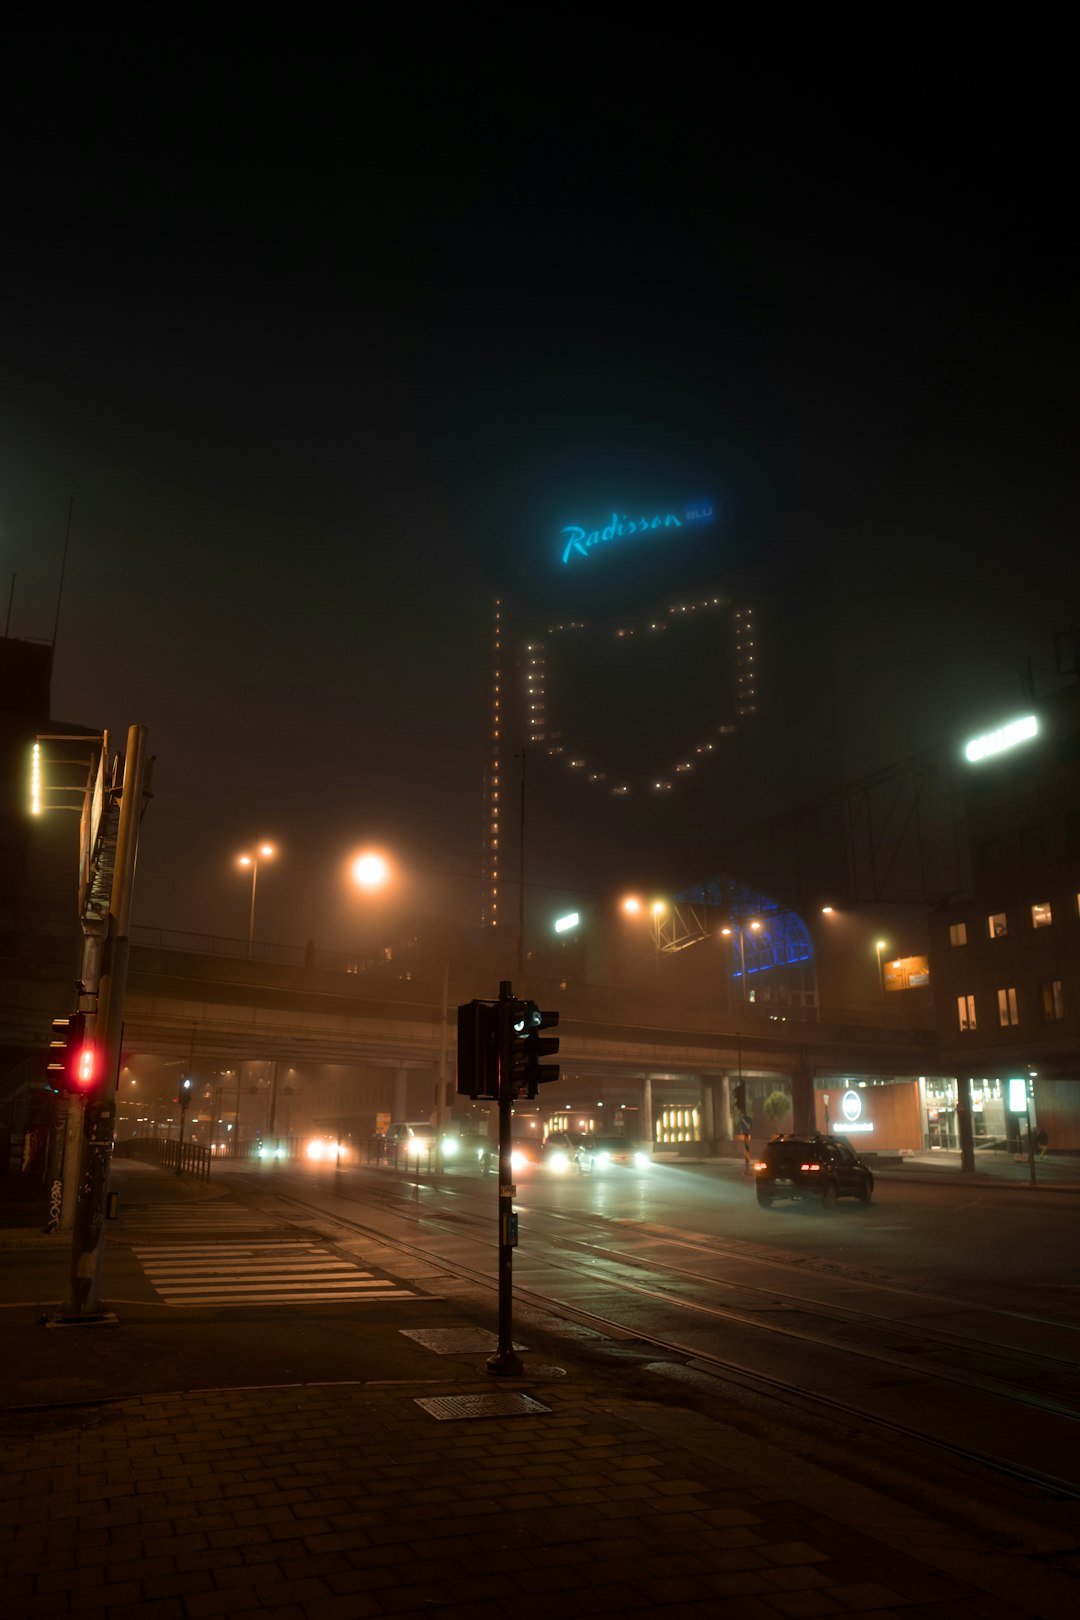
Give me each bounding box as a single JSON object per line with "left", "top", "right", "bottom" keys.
{"left": 970, "top": 1077, "right": 1005, "bottom": 1140}
{"left": 924, "top": 1078, "right": 957, "bottom": 1149}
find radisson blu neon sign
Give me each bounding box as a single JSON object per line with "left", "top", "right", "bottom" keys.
{"left": 560, "top": 498, "right": 714, "bottom": 564}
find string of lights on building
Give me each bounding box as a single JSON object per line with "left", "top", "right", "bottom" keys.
{"left": 524, "top": 596, "right": 756, "bottom": 794}
{"left": 480, "top": 599, "right": 502, "bottom": 929}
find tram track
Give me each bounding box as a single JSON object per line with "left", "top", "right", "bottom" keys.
{"left": 223, "top": 1168, "right": 1080, "bottom": 1508}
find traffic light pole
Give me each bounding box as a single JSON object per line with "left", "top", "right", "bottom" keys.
{"left": 56, "top": 724, "right": 150, "bottom": 1326}
{"left": 488, "top": 979, "right": 524, "bottom": 1378}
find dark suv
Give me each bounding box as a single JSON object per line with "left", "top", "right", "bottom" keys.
{"left": 753, "top": 1133, "right": 874, "bottom": 1211}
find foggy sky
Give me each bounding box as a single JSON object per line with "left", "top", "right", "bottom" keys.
{"left": 2, "top": 26, "right": 1077, "bottom": 949}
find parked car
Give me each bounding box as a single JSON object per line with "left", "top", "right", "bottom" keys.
{"left": 575, "top": 1135, "right": 652, "bottom": 1173}
{"left": 753, "top": 1133, "right": 874, "bottom": 1211}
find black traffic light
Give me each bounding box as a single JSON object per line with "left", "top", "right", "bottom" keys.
{"left": 508, "top": 1000, "right": 560, "bottom": 1100}
{"left": 46, "top": 1012, "right": 100, "bottom": 1096}
{"left": 733, "top": 1082, "right": 747, "bottom": 1114}
{"left": 457, "top": 1001, "right": 500, "bottom": 1099}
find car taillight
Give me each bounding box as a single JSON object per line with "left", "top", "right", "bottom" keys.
{"left": 753, "top": 1161, "right": 768, "bottom": 1173}
{"left": 800, "top": 1161, "right": 822, "bottom": 1172}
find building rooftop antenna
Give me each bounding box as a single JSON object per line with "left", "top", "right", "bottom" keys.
{"left": 50, "top": 498, "right": 74, "bottom": 653}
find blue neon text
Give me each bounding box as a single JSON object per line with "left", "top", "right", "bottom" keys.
{"left": 561, "top": 511, "right": 683, "bottom": 565}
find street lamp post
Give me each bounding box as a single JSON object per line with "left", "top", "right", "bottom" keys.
{"left": 722, "top": 918, "right": 761, "bottom": 1008}
{"left": 875, "top": 940, "right": 887, "bottom": 1001}
{"left": 238, "top": 843, "right": 275, "bottom": 960}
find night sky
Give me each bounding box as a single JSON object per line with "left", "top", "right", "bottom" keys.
{"left": 2, "top": 27, "right": 1077, "bottom": 952}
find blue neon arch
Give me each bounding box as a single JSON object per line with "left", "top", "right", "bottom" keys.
{"left": 676, "top": 877, "right": 814, "bottom": 979}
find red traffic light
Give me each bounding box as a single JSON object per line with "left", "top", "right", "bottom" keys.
{"left": 72, "top": 1042, "right": 98, "bottom": 1089}
{"left": 47, "top": 1012, "right": 100, "bottom": 1095}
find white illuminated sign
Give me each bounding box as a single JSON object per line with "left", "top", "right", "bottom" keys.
{"left": 554, "top": 912, "right": 580, "bottom": 933}
{"left": 837, "top": 1088, "right": 874, "bottom": 1133}
{"left": 1007, "top": 1077, "right": 1029, "bottom": 1114}
{"left": 963, "top": 714, "right": 1038, "bottom": 764}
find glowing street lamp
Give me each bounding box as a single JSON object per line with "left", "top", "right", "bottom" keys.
{"left": 351, "top": 850, "right": 391, "bottom": 891}
{"left": 237, "top": 843, "right": 275, "bottom": 960}
{"left": 875, "top": 939, "right": 888, "bottom": 999}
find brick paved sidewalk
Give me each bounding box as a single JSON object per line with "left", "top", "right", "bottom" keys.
{"left": 2, "top": 1378, "right": 1073, "bottom": 1619}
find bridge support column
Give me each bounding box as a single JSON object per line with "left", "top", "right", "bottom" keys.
{"left": 640, "top": 1076, "right": 653, "bottom": 1151}
{"left": 719, "top": 1075, "right": 734, "bottom": 1153}
{"left": 790, "top": 1061, "right": 815, "bottom": 1134}
{"left": 393, "top": 1067, "right": 408, "bottom": 1122}
{"left": 701, "top": 1077, "right": 716, "bottom": 1154}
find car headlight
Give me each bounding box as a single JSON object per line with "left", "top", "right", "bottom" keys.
{"left": 275, "top": 1144, "right": 287, "bottom": 1160}
{"left": 306, "top": 1139, "right": 325, "bottom": 1162}
{"left": 633, "top": 1151, "right": 651, "bottom": 1169}
{"left": 596, "top": 1151, "right": 612, "bottom": 1169}
{"left": 547, "top": 1150, "right": 569, "bottom": 1173}
{"left": 441, "top": 1137, "right": 459, "bottom": 1156}
{"left": 407, "top": 1137, "right": 426, "bottom": 1156}
{"left": 511, "top": 1150, "right": 527, "bottom": 1171}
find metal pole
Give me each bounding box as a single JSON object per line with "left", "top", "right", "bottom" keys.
{"left": 436, "top": 962, "right": 449, "bottom": 1143}
{"left": 1025, "top": 1099, "right": 1036, "bottom": 1187}
{"left": 957, "top": 1074, "right": 976, "bottom": 1174}
{"left": 267, "top": 1059, "right": 279, "bottom": 1139}
{"left": 488, "top": 979, "right": 523, "bottom": 1377}
{"left": 247, "top": 861, "right": 258, "bottom": 960}
{"left": 516, "top": 753, "right": 526, "bottom": 980}
{"left": 59, "top": 723, "right": 149, "bottom": 1324}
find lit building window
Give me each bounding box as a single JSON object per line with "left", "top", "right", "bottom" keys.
{"left": 1031, "top": 901, "right": 1053, "bottom": 928}
{"left": 997, "top": 987, "right": 1019, "bottom": 1027}
{"left": 956, "top": 994, "right": 976, "bottom": 1032}
{"left": 949, "top": 922, "right": 967, "bottom": 947}
{"left": 1041, "top": 979, "right": 1064, "bottom": 1021}
{"left": 988, "top": 912, "right": 1007, "bottom": 939}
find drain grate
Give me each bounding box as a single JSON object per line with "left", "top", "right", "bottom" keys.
{"left": 401, "top": 1328, "right": 526, "bottom": 1355}
{"left": 415, "top": 1393, "right": 550, "bottom": 1421}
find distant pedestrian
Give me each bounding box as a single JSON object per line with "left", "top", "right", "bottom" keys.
{"left": 1037, "top": 1128, "right": 1049, "bottom": 1160}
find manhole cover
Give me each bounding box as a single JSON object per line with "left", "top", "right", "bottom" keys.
{"left": 401, "top": 1328, "right": 526, "bottom": 1355}
{"left": 414, "top": 1393, "right": 550, "bottom": 1421}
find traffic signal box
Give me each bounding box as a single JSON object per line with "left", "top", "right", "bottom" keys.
{"left": 457, "top": 1001, "right": 501, "bottom": 1099}
{"left": 457, "top": 997, "right": 560, "bottom": 1101}
{"left": 47, "top": 1012, "right": 100, "bottom": 1096}
{"left": 507, "top": 1001, "right": 560, "bottom": 1100}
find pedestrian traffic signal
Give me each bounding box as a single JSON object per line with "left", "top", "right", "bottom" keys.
{"left": 46, "top": 1012, "right": 100, "bottom": 1096}
{"left": 457, "top": 1000, "right": 500, "bottom": 1099}
{"left": 179, "top": 1076, "right": 194, "bottom": 1109}
{"left": 733, "top": 1082, "right": 747, "bottom": 1114}
{"left": 507, "top": 1001, "right": 560, "bottom": 1100}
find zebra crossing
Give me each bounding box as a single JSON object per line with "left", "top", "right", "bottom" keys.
{"left": 133, "top": 1241, "right": 416, "bottom": 1307}
{"left": 121, "top": 1202, "right": 280, "bottom": 1232}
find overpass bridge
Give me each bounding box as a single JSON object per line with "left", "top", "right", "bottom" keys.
{"left": 4, "top": 926, "right": 942, "bottom": 1138}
